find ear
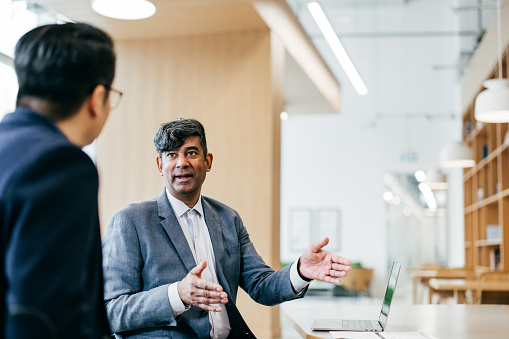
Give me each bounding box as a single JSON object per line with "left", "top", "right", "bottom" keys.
{"left": 88, "top": 84, "right": 108, "bottom": 119}
{"left": 156, "top": 156, "right": 163, "bottom": 176}
{"left": 205, "top": 153, "right": 213, "bottom": 172}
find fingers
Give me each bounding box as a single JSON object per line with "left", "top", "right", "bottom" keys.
{"left": 322, "top": 276, "right": 344, "bottom": 285}
{"left": 309, "top": 237, "right": 329, "bottom": 253}
{"left": 329, "top": 253, "right": 352, "bottom": 266}
{"left": 331, "top": 262, "right": 352, "bottom": 271}
{"left": 329, "top": 268, "right": 349, "bottom": 278}
{"left": 197, "top": 303, "right": 225, "bottom": 312}
{"left": 178, "top": 261, "right": 229, "bottom": 312}
{"left": 189, "top": 259, "right": 207, "bottom": 276}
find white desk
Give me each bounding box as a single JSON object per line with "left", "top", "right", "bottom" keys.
{"left": 281, "top": 304, "right": 509, "bottom": 339}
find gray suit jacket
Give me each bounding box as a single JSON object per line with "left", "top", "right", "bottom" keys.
{"left": 102, "top": 189, "right": 304, "bottom": 338}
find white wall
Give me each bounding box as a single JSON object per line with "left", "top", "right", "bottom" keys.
{"left": 281, "top": 114, "right": 462, "bottom": 295}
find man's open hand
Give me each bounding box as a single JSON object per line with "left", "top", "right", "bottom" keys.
{"left": 298, "top": 237, "right": 352, "bottom": 284}
{"left": 177, "top": 260, "right": 229, "bottom": 312}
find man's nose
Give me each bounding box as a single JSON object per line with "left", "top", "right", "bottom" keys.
{"left": 175, "top": 155, "right": 189, "bottom": 167}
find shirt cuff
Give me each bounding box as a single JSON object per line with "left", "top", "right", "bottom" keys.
{"left": 168, "top": 282, "right": 190, "bottom": 316}
{"left": 290, "top": 261, "right": 312, "bottom": 294}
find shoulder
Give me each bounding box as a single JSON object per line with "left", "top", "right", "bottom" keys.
{"left": 118, "top": 195, "right": 158, "bottom": 213}
{"left": 110, "top": 195, "right": 159, "bottom": 224}
{"left": 104, "top": 195, "right": 161, "bottom": 241}
{"left": 26, "top": 143, "right": 96, "bottom": 185}
{"left": 1, "top": 140, "right": 96, "bottom": 200}
{"left": 202, "top": 196, "right": 238, "bottom": 214}
{"left": 1, "top": 112, "right": 96, "bottom": 190}
{"left": 202, "top": 195, "right": 242, "bottom": 224}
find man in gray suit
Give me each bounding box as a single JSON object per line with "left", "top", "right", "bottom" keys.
{"left": 102, "top": 118, "right": 352, "bottom": 338}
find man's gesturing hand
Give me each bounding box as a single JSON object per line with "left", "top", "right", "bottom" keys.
{"left": 298, "top": 237, "right": 352, "bottom": 284}
{"left": 177, "top": 260, "right": 229, "bottom": 312}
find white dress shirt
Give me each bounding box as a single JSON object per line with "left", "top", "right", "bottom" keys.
{"left": 165, "top": 189, "right": 310, "bottom": 338}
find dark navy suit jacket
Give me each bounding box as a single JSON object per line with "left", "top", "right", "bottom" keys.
{"left": 0, "top": 109, "right": 109, "bottom": 338}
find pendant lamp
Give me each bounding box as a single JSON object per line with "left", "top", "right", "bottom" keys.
{"left": 440, "top": 141, "right": 475, "bottom": 168}
{"left": 91, "top": 0, "right": 156, "bottom": 20}
{"left": 426, "top": 169, "right": 447, "bottom": 190}
{"left": 475, "top": 0, "right": 509, "bottom": 122}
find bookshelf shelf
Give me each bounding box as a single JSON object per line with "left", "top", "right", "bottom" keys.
{"left": 474, "top": 239, "right": 502, "bottom": 247}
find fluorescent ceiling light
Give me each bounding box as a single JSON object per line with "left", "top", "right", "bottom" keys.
{"left": 307, "top": 1, "right": 368, "bottom": 95}
{"left": 91, "top": 0, "right": 156, "bottom": 20}
{"left": 418, "top": 183, "right": 437, "bottom": 212}
{"left": 414, "top": 170, "right": 426, "bottom": 183}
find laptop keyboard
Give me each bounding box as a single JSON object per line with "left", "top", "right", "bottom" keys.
{"left": 342, "top": 320, "right": 380, "bottom": 331}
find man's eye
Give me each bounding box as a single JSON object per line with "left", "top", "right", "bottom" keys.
{"left": 188, "top": 151, "right": 197, "bottom": 156}
{"left": 167, "top": 152, "right": 176, "bottom": 158}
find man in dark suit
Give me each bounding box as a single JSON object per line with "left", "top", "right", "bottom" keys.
{"left": 102, "top": 118, "right": 352, "bottom": 338}
{"left": 0, "top": 23, "right": 119, "bottom": 338}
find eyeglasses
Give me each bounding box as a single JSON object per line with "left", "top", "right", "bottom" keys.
{"left": 99, "top": 84, "right": 123, "bottom": 110}
{"left": 107, "top": 86, "right": 123, "bottom": 110}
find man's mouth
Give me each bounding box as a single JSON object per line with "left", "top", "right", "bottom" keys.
{"left": 175, "top": 174, "right": 193, "bottom": 181}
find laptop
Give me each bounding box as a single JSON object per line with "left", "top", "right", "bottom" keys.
{"left": 311, "top": 261, "right": 401, "bottom": 332}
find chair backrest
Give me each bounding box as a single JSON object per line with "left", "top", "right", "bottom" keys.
{"left": 341, "top": 267, "right": 374, "bottom": 292}
{"left": 475, "top": 266, "right": 493, "bottom": 279}
{"left": 479, "top": 272, "right": 509, "bottom": 282}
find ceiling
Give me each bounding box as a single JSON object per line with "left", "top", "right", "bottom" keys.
{"left": 33, "top": 0, "right": 499, "bottom": 118}
{"left": 285, "top": 0, "right": 498, "bottom": 119}
{"left": 35, "top": 0, "right": 341, "bottom": 114}
{"left": 36, "top": 0, "right": 267, "bottom": 40}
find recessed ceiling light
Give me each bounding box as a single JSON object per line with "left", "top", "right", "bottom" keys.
{"left": 91, "top": 0, "right": 156, "bottom": 20}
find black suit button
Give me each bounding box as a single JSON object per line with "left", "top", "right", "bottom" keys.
{"left": 200, "top": 310, "right": 208, "bottom": 318}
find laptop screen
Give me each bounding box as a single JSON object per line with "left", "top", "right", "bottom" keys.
{"left": 378, "top": 261, "right": 401, "bottom": 328}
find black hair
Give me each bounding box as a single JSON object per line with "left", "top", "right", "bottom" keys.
{"left": 154, "top": 118, "right": 208, "bottom": 158}
{"left": 14, "top": 22, "right": 116, "bottom": 120}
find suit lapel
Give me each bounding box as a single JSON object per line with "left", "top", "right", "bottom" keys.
{"left": 156, "top": 189, "right": 197, "bottom": 272}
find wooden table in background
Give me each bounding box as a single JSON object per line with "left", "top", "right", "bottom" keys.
{"left": 411, "top": 269, "right": 468, "bottom": 304}
{"left": 428, "top": 278, "right": 509, "bottom": 304}
{"left": 281, "top": 304, "right": 509, "bottom": 339}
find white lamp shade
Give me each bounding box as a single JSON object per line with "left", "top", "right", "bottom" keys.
{"left": 440, "top": 142, "right": 475, "bottom": 168}
{"left": 475, "top": 79, "right": 509, "bottom": 123}
{"left": 91, "top": 0, "right": 156, "bottom": 20}
{"left": 426, "top": 169, "right": 447, "bottom": 190}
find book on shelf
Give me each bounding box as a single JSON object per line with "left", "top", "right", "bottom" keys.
{"left": 464, "top": 120, "right": 473, "bottom": 138}
{"left": 490, "top": 248, "right": 501, "bottom": 270}
{"left": 482, "top": 144, "right": 489, "bottom": 159}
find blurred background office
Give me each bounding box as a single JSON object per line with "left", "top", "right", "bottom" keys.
{"left": 1, "top": 1, "right": 507, "bottom": 338}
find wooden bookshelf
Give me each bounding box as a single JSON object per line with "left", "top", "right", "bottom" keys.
{"left": 463, "top": 60, "right": 509, "bottom": 272}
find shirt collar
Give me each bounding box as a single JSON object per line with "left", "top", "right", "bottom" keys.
{"left": 166, "top": 188, "right": 204, "bottom": 218}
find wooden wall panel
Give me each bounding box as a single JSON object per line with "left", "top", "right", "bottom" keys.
{"left": 97, "top": 29, "right": 283, "bottom": 338}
